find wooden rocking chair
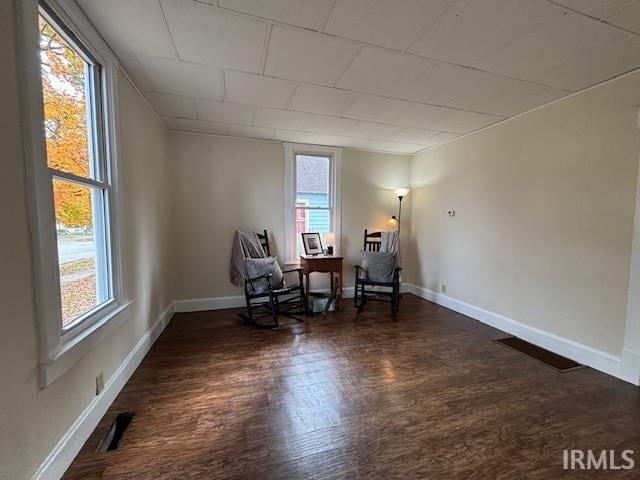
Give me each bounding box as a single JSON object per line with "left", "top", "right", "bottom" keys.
{"left": 239, "top": 230, "right": 308, "bottom": 327}
{"left": 354, "top": 229, "right": 402, "bottom": 317}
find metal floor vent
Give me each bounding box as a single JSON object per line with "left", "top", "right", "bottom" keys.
{"left": 97, "top": 412, "right": 135, "bottom": 452}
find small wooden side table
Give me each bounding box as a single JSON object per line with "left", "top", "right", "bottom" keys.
{"left": 300, "top": 254, "right": 344, "bottom": 313}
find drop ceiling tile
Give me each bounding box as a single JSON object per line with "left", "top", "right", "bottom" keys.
{"left": 302, "top": 114, "right": 361, "bottom": 135}
{"left": 383, "top": 143, "right": 426, "bottom": 154}
{"left": 447, "top": 73, "right": 545, "bottom": 113}
{"left": 288, "top": 84, "right": 360, "bottom": 116}
{"left": 196, "top": 100, "right": 254, "bottom": 124}
{"left": 78, "top": 0, "right": 177, "bottom": 58}
{"left": 336, "top": 47, "right": 433, "bottom": 98}
{"left": 273, "top": 130, "right": 319, "bottom": 143}
{"left": 554, "top": 0, "right": 633, "bottom": 19}
{"left": 428, "top": 108, "right": 504, "bottom": 133}
{"left": 342, "top": 96, "right": 412, "bottom": 125}
{"left": 389, "top": 127, "right": 442, "bottom": 144}
{"left": 161, "top": 0, "right": 267, "bottom": 72}
{"left": 217, "top": 0, "right": 334, "bottom": 30}
{"left": 225, "top": 71, "right": 298, "bottom": 108}
{"left": 422, "top": 132, "right": 461, "bottom": 146}
{"left": 227, "top": 124, "right": 275, "bottom": 139}
{"left": 395, "top": 62, "right": 487, "bottom": 105}
{"left": 137, "top": 55, "right": 224, "bottom": 100}
{"left": 253, "top": 108, "right": 309, "bottom": 130}
{"left": 480, "top": 11, "right": 623, "bottom": 80}
{"left": 607, "top": 2, "right": 640, "bottom": 33}
{"left": 408, "top": 0, "right": 559, "bottom": 67}
{"left": 491, "top": 87, "right": 570, "bottom": 116}
{"left": 535, "top": 34, "right": 640, "bottom": 90}
{"left": 324, "top": 0, "right": 455, "bottom": 50}
{"left": 265, "top": 26, "right": 360, "bottom": 86}
{"left": 162, "top": 117, "right": 227, "bottom": 135}
{"left": 314, "top": 134, "right": 394, "bottom": 151}
{"left": 347, "top": 121, "right": 402, "bottom": 140}
{"left": 146, "top": 92, "right": 197, "bottom": 118}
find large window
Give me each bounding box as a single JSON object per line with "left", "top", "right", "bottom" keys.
{"left": 39, "top": 8, "right": 113, "bottom": 328}
{"left": 284, "top": 144, "right": 342, "bottom": 263}
{"left": 20, "top": 0, "right": 125, "bottom": 386}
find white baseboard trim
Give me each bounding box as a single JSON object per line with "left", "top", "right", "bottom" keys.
{"left": 403, "top": 283, "right": 639, "bottom": 386}
{"left": 32, "top": 302, "right": 176, "bottom": 480}
{"left": 174, "top": 287, "right": 359, "bottom": 313}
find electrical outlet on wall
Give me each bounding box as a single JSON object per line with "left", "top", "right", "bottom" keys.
{"left": 441, "top": 284, "right": 447, "bottom": 294}
{"left": 96, "top": 371, "right": 104, "bottom": 395}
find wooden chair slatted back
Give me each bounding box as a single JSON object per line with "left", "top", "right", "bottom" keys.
{"left": 257, "top": 229, "right": 270, "bottom": 256}
{"left": 363, "top": 229, "right": 382, "bottom": 252}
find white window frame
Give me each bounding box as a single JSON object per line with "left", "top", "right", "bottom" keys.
{"left": 17, "top": 0, "right": 130, "bottom": 387}
{"left": 283, "top": 143, "right": 342, "bottom": 264}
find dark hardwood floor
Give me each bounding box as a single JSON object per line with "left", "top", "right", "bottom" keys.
{"left": 64, "top": 294, "right": 640, "bottom": 479}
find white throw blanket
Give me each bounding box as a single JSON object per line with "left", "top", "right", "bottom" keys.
{"left": 229, "top": 230, "right": 266, "bottom": 287}
{"left": 380, "top": 230, "right": 398, "bottom": 253}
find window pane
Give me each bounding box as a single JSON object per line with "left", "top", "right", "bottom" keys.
{"left": 54, "top": 180, "right": 110, "bottom": 327}
{"left": 296, "top": 155, "right": 330, "bottom": 208}
{"left": 295, "top": 209, "right": 331, "bottom": 256}
{"left": 39, "top": 15, "right": 96, "bottom": 179}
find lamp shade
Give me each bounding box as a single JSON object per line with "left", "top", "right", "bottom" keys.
{"left": 326, "top": 232, "right": 336, "bottom": 246}
{"left": 395, "top": 187, "right": 410, "bottom": 198}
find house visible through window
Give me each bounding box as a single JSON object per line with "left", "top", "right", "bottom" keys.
{"left": 284, "top": 144, "right": 342, "bottom": 263}
{"left": 295, "top": 155, "right": 331, "bottom": 255}
{"left": 39, "top": 6, "right": 114, "bottom": 329}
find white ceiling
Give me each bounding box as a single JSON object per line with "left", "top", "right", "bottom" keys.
{"left": 78, "top": 0, "right": 640, "bottom": 154}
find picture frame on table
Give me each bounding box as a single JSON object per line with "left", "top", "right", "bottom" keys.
{"left": 301, "top": 232, "right": 323, "bottom": 256}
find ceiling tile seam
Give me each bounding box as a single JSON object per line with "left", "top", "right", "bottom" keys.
{"left": 221, "top": 69, "right": 227, "bottom": 102}
{"left": 319, "top": 0, "right": 337, "bottom": 33}
{"left": 261, "top": 23, "right": 273, "bottom": 75}
{"left": 447, "top": 82, "right": 548, "bottom": 113}
{"left": 331, "top": 45, "right": 364, "bottom": 88}
{"left": 140, "top": 65, "right": 513, "bottom": 121}
{"left": 168, "top": 129, "right": 415, "bottom": 155}
{"left": 469, "top": 8, "right": 566, "bottom": 68}
{"left": 163, "top": 108, "right": 466, "bottom": 140}
{"left": 401, "top": 0, "right": 459, "bottom": 54}
{"left": 252, "top": 71, "right": 510, "bottom": 118}
{"left": 157, "top": 0, "right": 180, "bottom": 60}
{"left": 284, "top": 83, "right": 300, "bottom": 110}
{"left": 337, "top": 93, "right": 364, "bottom": 118}
{"left": 601, "top": 0, "right": 640, "bottom": 22}
{"left": 252, "top": 124, "right": 451, "bottom": 145}
{"left": 487, "top": 86, "right": 560, "bottom": 115}
{"left": 541, "top": 0, "right": 632, "bottom": 22}
{"left": 531, "top": 32, "right": 631, "bottom": 87}
{"left": 540, "top": 0, "right": 640, "bottom": 38}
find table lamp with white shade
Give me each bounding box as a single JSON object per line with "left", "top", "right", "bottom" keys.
{"left": 325, "top": 232, "right": 336, "bottom": 255}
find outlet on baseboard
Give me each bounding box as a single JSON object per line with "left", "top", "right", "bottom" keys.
{"left": 96, "top": 371, "right": 104, "bottom": 395}
{"left": 441, "top": 284, "right": 447, "bottom": 294}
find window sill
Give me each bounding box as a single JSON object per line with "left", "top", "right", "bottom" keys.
{"left": 40, "top": 300, "right": 134, "bottom": 387}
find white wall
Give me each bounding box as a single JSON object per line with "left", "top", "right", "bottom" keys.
{"left": 0, "top": 2, "right": 173, "bottom": 476}
{"left": 170, "top": 133, "right": 412, "bottom": 300}
{"left": 410, "top": 70, "right": 640, "bottom": 357}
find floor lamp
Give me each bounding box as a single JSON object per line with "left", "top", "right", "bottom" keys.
{"left": 393, "top": 187, "right": 409, "bottom": 265}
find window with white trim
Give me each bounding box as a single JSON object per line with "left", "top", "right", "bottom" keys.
{"left": 284, "top": 143, "right": 342, "bottom": 263}
{"left": 20, "top": 0, "right": 126, "bottom": 385}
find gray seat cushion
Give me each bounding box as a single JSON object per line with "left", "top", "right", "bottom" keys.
{"left": 360, "top": 251, "right": 396, "bottom": 283}
{"left": 244, "top": 257, "right": 284, "bottom": 293}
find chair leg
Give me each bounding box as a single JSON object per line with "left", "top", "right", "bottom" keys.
{"left": 354, "top": 278, "right": 359, "bottom": 308}
{"left": 269, "top": 292, "right": 279, "bottom": 326}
